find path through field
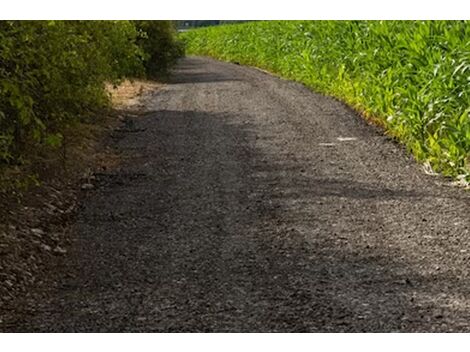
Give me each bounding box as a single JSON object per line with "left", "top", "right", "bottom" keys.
{"left": 5, "top": 57, "right": 470, "bottom": 332}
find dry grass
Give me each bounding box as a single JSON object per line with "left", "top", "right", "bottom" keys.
{"left": 107, "top": 79, "right": 162, "bottom": 109}
{"left": 1, "top": 79, "right": 162, "bottom": 192}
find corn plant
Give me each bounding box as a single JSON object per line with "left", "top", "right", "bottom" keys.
{"left": 181, "top": 21, "right": 470, "bottom": 181}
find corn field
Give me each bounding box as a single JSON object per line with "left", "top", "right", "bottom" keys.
{"left": 181, "top": 21, "right": 470, "bottom": 180}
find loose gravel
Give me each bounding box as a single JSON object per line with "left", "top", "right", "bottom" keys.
{"left": 2, "top": 57, "right": 470, "bottom": 332}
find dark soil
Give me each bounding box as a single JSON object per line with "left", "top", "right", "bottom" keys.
{"left": 2, "top": 57, "right": 469, "bottom": 332}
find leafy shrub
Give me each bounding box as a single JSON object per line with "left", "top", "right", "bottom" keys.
{"left": 181, "top": 21, "right": 470, "bottom": 180}
{"left": 135, "top": 20, "right": 185, "bottom": 78}
{"left": 0, "top": 20, "right": 183, "bottom": 166}
{"left": 0, "top": 21, "right": 142, "bottom": 163}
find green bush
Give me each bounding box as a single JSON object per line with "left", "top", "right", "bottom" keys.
{"left": 0, "top": 21, "right": 142, "bottom": 163}
{"left": 135, "top": 21, "right": 185, "bottom": 78}
{"left": 0, "top": 20, "right": 183, "bottom": 166}
{"left": 181, "top": 21, "right": 470, "bottom": 180}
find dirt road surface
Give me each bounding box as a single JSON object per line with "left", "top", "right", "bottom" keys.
{"left": 3, "top": 57, "right": 470, "bottom": 332}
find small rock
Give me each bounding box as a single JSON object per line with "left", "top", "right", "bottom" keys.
{"left": 81, "top": 183, "right": 94, "bottom": 190}
{"left": 53, "top": 246, "right": 67, "bottom": 255}
{"left": 397, "top": 278, "right": 412, "bottom": 286}
{"left": 31, "top": 228, "right": 45, "bottom": 236}
{"left": 41, "top": 244, "right": 52, "bottom": 252}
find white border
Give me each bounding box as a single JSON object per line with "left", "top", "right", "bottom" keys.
{"left": 1, "top": 0, "right": 469, "bottom": 347}
{"left": 1, "top": 0, "right": 470, "bottom": 19}
{"left": 1, "top": 333, "right": 470, "bottom": 351}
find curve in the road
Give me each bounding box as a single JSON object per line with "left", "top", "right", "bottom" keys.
{"left": 4, "top": 57, "right": 470, "bottom": 332}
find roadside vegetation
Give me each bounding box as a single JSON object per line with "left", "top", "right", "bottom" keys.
{"left": 181, "top": 21, "right": 470, "bottom": 181}
{"left": 0, "top": 20, "right": 183, "bottom": 188}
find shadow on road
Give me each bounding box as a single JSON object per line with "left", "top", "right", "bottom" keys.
{"left": 3, "top": 105, "right": 469, "bottom": 331}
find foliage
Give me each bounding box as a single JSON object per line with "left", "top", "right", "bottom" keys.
{"left": 0, "top": 20, "right": 183, "bottom": 166}
{"left": 135, "top": 21, "right": 184, "bottom": 78}
{"left": 181, "top": 21, "right": 470, "bottom": 180}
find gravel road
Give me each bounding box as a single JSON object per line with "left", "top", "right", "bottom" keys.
{"left": 4, "top": 57, "right": 470, "bottom": 332}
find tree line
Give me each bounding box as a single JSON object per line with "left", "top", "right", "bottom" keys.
{"left": 176, "top": 21, "right": 251, "bottom": 29}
